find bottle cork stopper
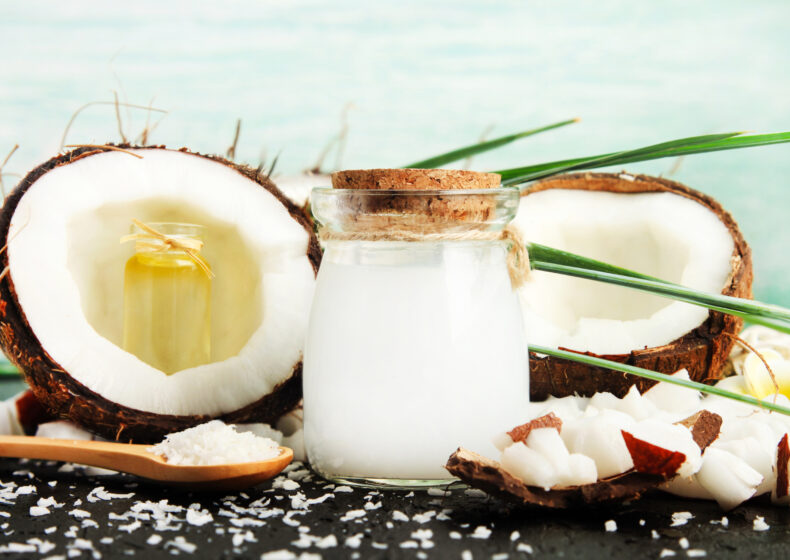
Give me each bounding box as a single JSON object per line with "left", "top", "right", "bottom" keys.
{"left": 331, "top": 168, "right": 501, "bottom": 191}
{"left": 330, "top": 169, "right": 502, "bottom": 229}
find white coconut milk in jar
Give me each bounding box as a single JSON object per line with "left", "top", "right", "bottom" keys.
{"left": 303, "top": 169, "right": 530, "bottom": 488}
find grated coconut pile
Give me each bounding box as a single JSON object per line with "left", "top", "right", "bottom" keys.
{"left": 147, "top": 420, "right": 281, "bottom": 466}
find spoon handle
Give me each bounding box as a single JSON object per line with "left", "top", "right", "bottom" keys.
{"left": 0, "top": 435, "right": 155, "bottom": 473}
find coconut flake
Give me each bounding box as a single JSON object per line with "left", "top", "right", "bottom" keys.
{"left": 604, "top": 520, "right": 617, "bottom": 532}
{"left": 670, "top": 512, "right": 693, "bottom": 527}
{"left": 753, "top": 516, "right": 770, "bottom": 531}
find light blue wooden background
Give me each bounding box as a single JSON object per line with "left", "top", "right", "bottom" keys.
{"left": 2, "top": 0, "right": 789, "bottom": 305}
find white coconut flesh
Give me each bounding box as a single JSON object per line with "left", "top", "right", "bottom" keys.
{"left": 513, "top": 189, "right": 735, "bottom": 355}
{"left": 6, "top": 149, "right": 315, "bottom": 416}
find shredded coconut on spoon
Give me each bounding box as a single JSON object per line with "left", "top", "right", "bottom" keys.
{"left": 148, "top": 420, "right": 281, "bottom": 465}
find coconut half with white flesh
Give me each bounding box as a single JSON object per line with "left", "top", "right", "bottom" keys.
{"left": 514, "top": 173, "right": 752, "bottom": 399}
{"left": 0, "top": 146, "right": 321, "bottom": 442}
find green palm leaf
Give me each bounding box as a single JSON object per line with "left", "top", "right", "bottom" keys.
{"left": 403, "top": 118, "right": 578, "bottom": 169}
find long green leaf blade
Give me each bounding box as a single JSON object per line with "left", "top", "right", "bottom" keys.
{"left": 498, "top": 131, "right": 790, "bottom": 186}
{"left": 531, "top": 259, "right": 790, "bottom": 334}
{"left": 403, "top": 118, "right": 578, "bottom": 169}
{"left": 500, "top": 131, "right": 743, "bottom": 184}
{"left": 528, "top": 242, "right": 790, "bottom": 323}
{"left": 530, "top": 344, "right": 790, "bottom": 417}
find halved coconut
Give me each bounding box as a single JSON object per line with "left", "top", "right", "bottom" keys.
{"left": 0, "top": 146, "right": 321, "bottom": 442}
{"left": 513, "top": 172, "right": 751, "bottom": 399}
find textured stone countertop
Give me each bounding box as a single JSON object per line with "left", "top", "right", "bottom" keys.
{"left": 1, "top": 456, "right": 789, "bottom": 559}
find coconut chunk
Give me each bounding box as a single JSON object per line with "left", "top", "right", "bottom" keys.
{"left": 644, "top": 370, "right": 701, "bottom": 416}
{"left": 501, "top": 442, "right": 556, "bottom": 491}
{"left": 525, "top": 428, "right": 571, "bottom": 475}
{"left": 714, "top": 437, "right": 775, "bottom": 496}
{"left": 626, "top": 420, "right": 701, "bottom": 478}
{"left": 562, "top": 411, "right": 634, "bottom": 478}
{"left": 695, "top": 448, "right": 762, "bottom": 511}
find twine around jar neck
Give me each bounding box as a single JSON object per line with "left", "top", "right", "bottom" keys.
{"left": 318, "top": 225, "right": 531, "bottom": 288}
{"left": 120, "top": 219, "right": 215, "bottom": 279}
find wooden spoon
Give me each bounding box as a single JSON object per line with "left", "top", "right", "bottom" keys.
{"left": 0, "top": 435, "right": 293, "bottom": 491}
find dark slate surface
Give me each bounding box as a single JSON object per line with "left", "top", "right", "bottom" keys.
{"left": 2, "top": 457, "right": 790, "bottom": 559}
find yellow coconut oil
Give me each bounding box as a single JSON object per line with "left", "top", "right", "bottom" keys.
{"left": 122, "top": 222, "right": 211, "bottom": 374}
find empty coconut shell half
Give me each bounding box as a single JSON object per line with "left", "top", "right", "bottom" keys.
{"left": 0, "top": 146, "right": 321, "bottom": 443}
{"left": 513, "top": 172, "right": 752, "bottom": 399}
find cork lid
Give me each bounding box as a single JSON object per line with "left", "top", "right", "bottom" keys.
{"left": 331, "top": 168, "right": 501, "bottom": 191}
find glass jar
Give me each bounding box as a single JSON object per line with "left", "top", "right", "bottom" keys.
{"left": 303, "top": 186, "right": 529, "bottom": 488}
{"left": 122, "top": 222, "right": 212, "bottom": 374}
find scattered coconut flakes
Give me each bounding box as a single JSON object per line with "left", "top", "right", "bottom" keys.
{"left": 81, "top": 519, "right": 98, "bottom": 529}
{"left": 99, "top": 537, "right": 113, "bottom": 545}
{"left": 87, "top": 487, "right": 134, "bottom": 503}
{"left": 412, "top": 511, "right": 436, "bottom": 524}
{"left": 639, "top": 519, "right": 646, "bottom": 526}
{"left": 372, "top": 543, "right": 388, "bottom": 550}
{"left": 315, "top": 535, "right": 338, "bottom": 549}
{"left": 44, "top": 527, "right": 57, "bottom": 535}
{"left": 0, "top": 543, "right": 37, "bottom": 553}
{"left": 148, "top": 420, "right": 281, "bottom": 465}
{"left": 687, "top": 550, "right": 707, "bottom": 558}
{"left": 517, "top": 543, "right": 534, "bottom": 554}
{"left": 400, "top": 541, "right": 420, "bottom": 549}
{"left": 334, "top": 485, "right": 353, "bottom": 493}
{"left": 48, "top": 481, "right": 57, "bottom": 487}
{"left": 29, "top": 506, "right": 49, "bottom": 516}
{"left": 37, "top": 496, "right": 63, "bottom": 508}
{"left": 427, "top": 488, "right": 448, "bottom": 497}
{"left": 471, "top": 525, "right": 492, "bottom": 539}
{"left": 69, "top": 509, "right": 91, "bottom": 519}
{"left": 283, "top": 511, "right": 306, "bottom": 527}
{"left": 186, "top": 508, "right": 213, "bottom": 526}
{"left": 165, "top": 536, "right": 197, "bottom": 554}
{"left": 28, "top": 538, "right": 55, "bottom": 554}
{"left": 392, "top": 510, "right": 409, "bottom": 522}
{"left": 230, "top": 517, "right": 266, "bottom": 528}
{"left": 450, "top": 531, "right": 462, "bottom": 540}
{"left": 660, "top": 550, "right": 676, "bottom": 558}
{"left": 753, "top": 516, "right": 770, "bottom": 531}
{"left": 510, "top": 530, "right": 521, "bottom": 541}
{"left": 344, "top": 533, "right": 363, "bottom": 548}
{"left": 15, "top": 485, "right": 35, "bottom": 495}
{"left": 679, "top": 537, "right": 690, "bottom": 549}
{"left": 118, "top": 520, "right": 141, "bottom": 533}
{"left": 340, "top": 509, "right": 366, "bottom": 522}
{"left": 275, "top": 478, "right": 300, "bottom": 491}
{"left": 604, "top": 520, "right": 617, "bottom": 532}
{"left": 146, "top": 535, "right": 162, "bottom": 546}
{"left": 462, "top": 551, "right": 473, "bottom": 560}
{"left": 671, "top": 512, "right": 694, "bottom": 527}
{"left": 652, "top": 530, "right": 661, "bottom": 539}
{"left": 261, "top": 551, "right": 297, "bottom": 560}
{"left": 231, "top": 530, "right": 257, "bottom": 547}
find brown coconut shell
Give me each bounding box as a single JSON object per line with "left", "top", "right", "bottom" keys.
{"left": 446, "top": 447, "right": 665, "bottom": 509}
{"left": 526, "top": 172, "right": 752, "bottom": 400}
{"left": 0, "top": 145, "right": 322, "bottom": 443}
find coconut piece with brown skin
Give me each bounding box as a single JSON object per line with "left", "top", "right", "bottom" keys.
{"left": 0, "top": 145, "right": 320, "bottom": 443}
{"left": 446, "top": 410, "right": 722, "bottom": 509}
{"left": 515, "top": 172, "right": 752, "bottom": 399}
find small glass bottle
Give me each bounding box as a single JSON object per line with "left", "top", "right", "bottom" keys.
{"left": 303, "top": 170, "right": 530, "bottom": 488}
{"left": 122, "top": 222, "right": 211, "bottom": 374}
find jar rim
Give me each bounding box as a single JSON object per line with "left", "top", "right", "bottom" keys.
{"left": 311, "top": 187, "right": 520, "bottom": 236}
